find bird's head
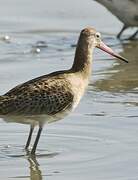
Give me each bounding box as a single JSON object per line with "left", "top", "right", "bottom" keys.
{"left": 80, "top": 27, "right": 128, "bottom": 63}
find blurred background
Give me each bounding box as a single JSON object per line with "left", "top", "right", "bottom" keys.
{"left": 0, "top": 0, "right": 138, "bottom": 180}
{"left": 0, "top": 0, "right": 126, "bottom": 33}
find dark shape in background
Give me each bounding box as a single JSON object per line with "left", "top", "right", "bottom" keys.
{"left": 94, "top": 0, "right": 138, "bottom": 39}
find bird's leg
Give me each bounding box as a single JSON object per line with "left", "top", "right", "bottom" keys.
{"left": 25, "top": 125, "right": 35, "bottom": 150}
{"left": 117, "top": 25, "right": 127, "bottom": 39}
{"left": 128, "top": 30, "right": 138, "bottom": 40}
{"left": 31, "top": 125, "right": 43, "bottom": 155}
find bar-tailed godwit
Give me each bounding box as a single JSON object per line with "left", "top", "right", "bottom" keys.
{"left": 0, "top": 27, "right": 128, "bottom": 155}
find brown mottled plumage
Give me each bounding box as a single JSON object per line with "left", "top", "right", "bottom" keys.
{"left": 0, "top": 72, "right": 73, "bottom": 115}
{"left": 0, "top": 27, "right": 128, "bottom": 155}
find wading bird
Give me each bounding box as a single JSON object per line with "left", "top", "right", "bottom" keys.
{"left": 0, "top": 27, "right": 128, "bottom": 155}
{"left": 94, "top": 0, "right": 138, "bottom": 39}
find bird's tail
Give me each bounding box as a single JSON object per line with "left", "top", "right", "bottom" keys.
{"left": 0, "top": 95, "right": 13, "bottom": 115}
{"left": 0, "top": 96, "right": 4, "bottom": 101}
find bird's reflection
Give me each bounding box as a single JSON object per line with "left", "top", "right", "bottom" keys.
{"left": 26, "top": 150, "right": 59, "bottom": 180}
{"left": 93, "top": 41, "right": 138, "bottom": 92}
{"left": 27, "top": 155, "right": 42, "bottom": 180}
{"left": 6, "top": 147, "right": 59, "bottom": 180}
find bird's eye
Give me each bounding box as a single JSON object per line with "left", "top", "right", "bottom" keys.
{"left": 95, "top": 32, "right": 101, "bottom": 39}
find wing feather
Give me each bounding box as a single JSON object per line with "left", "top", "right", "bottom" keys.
{"left": 0, "top": 74, "right": 74, "bottom": 116}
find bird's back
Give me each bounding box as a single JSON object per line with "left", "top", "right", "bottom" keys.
{"left": 0, "top": 71, "right": 74, "bottom": 117}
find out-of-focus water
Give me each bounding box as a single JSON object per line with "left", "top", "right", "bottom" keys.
{"left": 0, "top": 0, "right": 138, "bottom": 180}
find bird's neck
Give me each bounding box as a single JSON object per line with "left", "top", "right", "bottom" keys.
{"left": 71, "top": 41, "right": 93, "bottom": 79}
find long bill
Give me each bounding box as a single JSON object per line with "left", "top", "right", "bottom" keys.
{"left": 96, "top": 41, "right": 128, "bottom": 63}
